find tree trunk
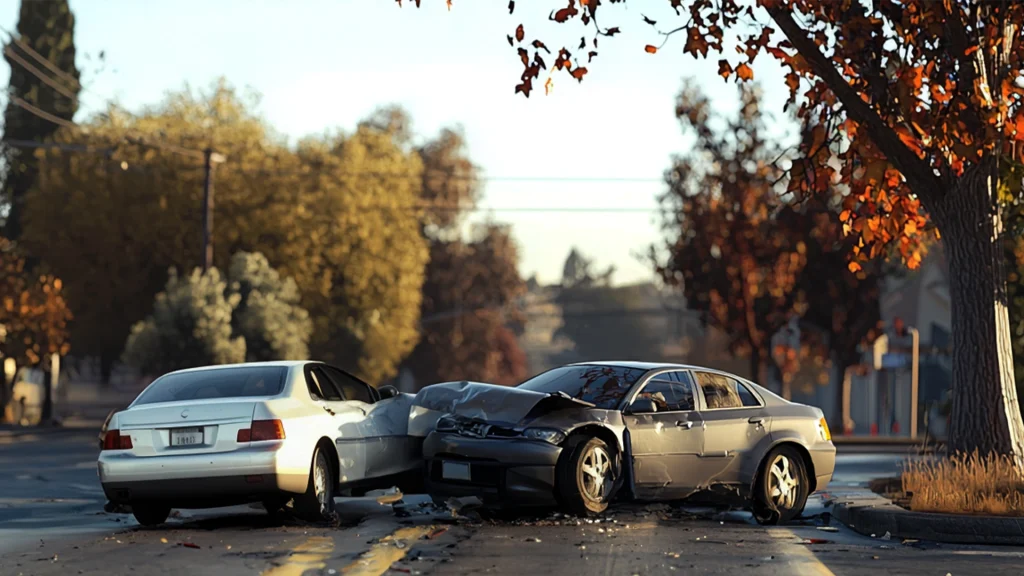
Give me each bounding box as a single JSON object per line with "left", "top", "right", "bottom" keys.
{"left": 930, "top": 163, "right": 1024, "bottom": 465}
{"left": 100, "top": 352, "right": 114, "bottom": 388}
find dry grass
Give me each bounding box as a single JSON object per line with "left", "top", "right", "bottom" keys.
{"left": 901, "top": 451, "right": 1024, "bottom": 516}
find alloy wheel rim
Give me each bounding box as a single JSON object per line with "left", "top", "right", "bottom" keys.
{"left": 580, "top": 445, "right": 612, "bottom": 501}
{"left": 314, "top": 459, "right": 329, "bottom": 512}
{"left": 768, "top": 454, "right": 799, "bottom": 509}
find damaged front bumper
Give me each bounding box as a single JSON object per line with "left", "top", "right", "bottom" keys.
{"left": 423, "top": 431, "right": 563, "bottom": 507}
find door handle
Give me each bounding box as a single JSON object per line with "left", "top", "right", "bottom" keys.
{"left": 676, "top": 420, "right": 694, "bottom": 429}
{"left": 748, "top": 416, "right": 763, "bottom": 425}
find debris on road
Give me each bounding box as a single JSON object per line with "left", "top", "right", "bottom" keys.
{"left": 180, "top": 542, "right": 200, "bottom": 549}
{"left": 368, "top": 486, "right": 404, "bottom": 505}
{"left": 525, "top": 537, "right": 541, "bottom": 543}
{"left": 816, "top": 526, "right": 839, "bottom": 533}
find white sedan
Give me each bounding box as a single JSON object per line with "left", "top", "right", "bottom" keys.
{"left": 97, "top": 361, "right": 424, "bottom": 526}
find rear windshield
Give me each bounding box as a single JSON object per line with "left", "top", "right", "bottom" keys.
{"left": 517, "top": 365, "right": 646, "bottom": 410}
{"left": 133, "top": 366, "right": 288, "bottom": 406}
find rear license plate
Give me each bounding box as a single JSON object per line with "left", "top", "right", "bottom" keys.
{"left": 442, "top": 461, "right": 471, "bottom": 481}
{"left": 170, "top": 427, "right": 204, "bottom": 447}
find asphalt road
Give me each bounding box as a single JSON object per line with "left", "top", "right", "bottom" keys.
{"left": 0, "top": 430, "right": 1018, "bottom": 576}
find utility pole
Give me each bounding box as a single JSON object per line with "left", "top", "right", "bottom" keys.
{"left": 201, "top": 148, "right": 227, "bottom": 271}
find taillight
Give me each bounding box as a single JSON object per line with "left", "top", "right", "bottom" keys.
{"left": 237, "top": 419, "right": 285, "bottom": 443}
{"left": 102, "top": 430, "right": 133, "bottom": 450}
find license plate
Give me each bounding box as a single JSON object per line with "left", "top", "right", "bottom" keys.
{"left": 441, "top": 461, "right": 471, "bottom": 481}
{"left": 170, "top": 427, "right": 204, "bottom": 447}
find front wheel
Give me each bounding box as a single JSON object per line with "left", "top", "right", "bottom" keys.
{"left": 556, "top": 436, "right": 617, "bottom": 516}
{"left": 294, "top": 446, "right": 335, "bottom": 522}
{"left": 132, "top": 503, "right": 171, "bottom": 526}
{"left": 753, "top": 446, "right": 809, "bottom": 525}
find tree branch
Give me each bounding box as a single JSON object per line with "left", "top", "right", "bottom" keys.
{"left": 766, "top": 7, "right": 944, "bottom": 198}
{"left": 940, "top": 0, "right": 983, "bottom": 134}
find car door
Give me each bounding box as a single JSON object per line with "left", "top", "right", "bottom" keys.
{"left": 693, "top": 371, "right": 770, "bottom": 485}
{"left": 320, "top": 366, "right": 416, "bottom": 481}
{"left": 622, "top": 370, "right": 707, "bottom": 500}
{"left": 305, "top": 365, "right": 371, "bottom": 484}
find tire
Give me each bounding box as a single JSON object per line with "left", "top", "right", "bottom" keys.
{"left": 294, "top": 446, "right": 335, "bottom": 522}
{"left": 556, "top": 436, "right": 617, "bottom": 517}
{"left": 132, "top": 503, "right": 171, "bottom": 526}
{"left": 753, "top": 445, "right": 809, "bottom": 525}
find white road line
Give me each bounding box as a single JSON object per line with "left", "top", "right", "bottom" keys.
{"left": 768, "top": 528, "right": 837, "bottom": 576}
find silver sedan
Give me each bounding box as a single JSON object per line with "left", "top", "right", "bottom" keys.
{"left": 98, "top": 361, "right": 424, "bottom": 526}
{"left": 414, "top": 361, "right": 836, "bottom": 523}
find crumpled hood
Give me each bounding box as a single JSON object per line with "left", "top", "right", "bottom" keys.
{"left": 411, "top": 380, "right": 592, "bottom": 427}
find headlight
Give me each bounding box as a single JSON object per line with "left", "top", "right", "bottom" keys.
{"left": 436, "top": 415, "right": 458, "bottom": 432}
{"left": 522, "top": 428, "right": 566, "bottom": 445}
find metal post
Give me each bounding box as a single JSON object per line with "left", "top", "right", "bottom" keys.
{"left": 910, "top": 326, "right": 920, "bottom": 439}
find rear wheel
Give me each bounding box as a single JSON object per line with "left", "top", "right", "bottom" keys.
{"left": 132, "top": 503, "right": 171, "bottom": 526}
{"left": 294, "top": 446, "right": 335, "bottom": 522}
{"left": 556, "top": 436, "right": 616, "bottom": 516}
{"left": 753, "top": 446, "right": 809, "bottom": 525}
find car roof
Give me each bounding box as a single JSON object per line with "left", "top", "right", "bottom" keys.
{"left": 568, "top": 361, "right": 749, "bottom": 378}
{"left": 164, "top": 361, "right": 310, "bottom": 376}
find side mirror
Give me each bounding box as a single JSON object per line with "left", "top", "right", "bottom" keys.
{"left": 627, "top": 397, "right": 658, "bottom": 415}
{"left": 378, "top": 385, "right": 400, "bottom": 400}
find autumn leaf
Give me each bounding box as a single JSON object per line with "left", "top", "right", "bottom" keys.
{"left": 848, "top": 261, "right": 862, "bottom": 273}
{"left": 605, "top": 27, "right": 621, "bottom": 36}
{"left": 718, "top": 59, "right": 733, "bottom": 79}
{"left": 507, "top": 35, "right": 513, "bottom": 47}
{"left": 588, "top": 50, "right": 598, "bottom": 62}
{"left": 839, "top": 209, "right": 852, "bottom": 222}
{"left": 508, "top": 0, "right": 514, "bottom": 14}
{"left": 643, "top": 15, "right": 656, "bottom": 25}
{"left": 515, "top": 24, "right": 525, "bottom": 43}
{"left": 684, "top": 28, "right": 710, "bottom": 57}
{"left": 446, "top": 0, "right": 452, "bottom": 11}
{"left": 570, "top": 67, "right": 588, "bottom": 81}
{"left": 532, "top": 39, "right": 550, "bottom": 53}
{"left": 735, "top": 63, "right": 754, "bottom": 81}
{"left": 646, "top": 45, "right": 658, "bottom": 54}
{"left": 545, "top": 76, "right": 554, "bottom": 95}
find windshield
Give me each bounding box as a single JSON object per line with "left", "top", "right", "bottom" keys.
{"left": 133, "top": 366, "right": 288, "bottom": 406}
{"left": 517, "top": 365, "right": 646, "bottom": 410}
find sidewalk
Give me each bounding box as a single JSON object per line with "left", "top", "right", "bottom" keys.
{"left": 1, "top": 380, "right": 141, "bottom": 439}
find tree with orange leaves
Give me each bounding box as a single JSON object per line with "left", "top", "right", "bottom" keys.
{"left": 404, "top": 0, "right": 1024, "bottom": 462}
{"left": 655, "top": 82, "right": 807, "bottom": 386}
{"left": 0, "top": 236, "right": 71, "bottom": 419}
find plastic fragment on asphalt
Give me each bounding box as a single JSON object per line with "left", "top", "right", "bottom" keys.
{"left": 816, "top": 527, "right": 839, "bottom": 532}
{"left": 881, "top": 531, "right": 891, "bottom": 540}
{"left": 426, "top": 528, "right": 448, "bottom": 540}
{"left": 181, "top": 542, "right": 200, "bottom": 549}
{"left": 160, "top": 538, "right": 168, "bottom": 544}
{"left": 526, "top": 537, "right": 541, "bottom": 543}
{"left": 801, "top": 539, "right": 831, "bottom": 545}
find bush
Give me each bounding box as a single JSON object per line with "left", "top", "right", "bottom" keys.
{"left": 228, "top": 251, "right": 312, "bottom": 362}
{"left": 123, "top": 267, "right": 245, "bottom": 375}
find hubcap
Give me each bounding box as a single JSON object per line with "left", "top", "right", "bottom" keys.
{"left": 768, "top": 454, "right": 799, "bottom": 509}
{"left": 580, "top": 445, "right": 612, "bottom": 501}
{"left": 314, "top": 459, "right": 329, "bottom": 512}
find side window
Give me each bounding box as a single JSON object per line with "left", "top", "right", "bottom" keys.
{"left": 305, "top": 365, "right": 325, "bottom": 401}
{"left": 312, "top": 367, "right": 344, "bottom": 402}
{"left": 695, "top": 372, "right": 761, "bottom": 410}
{"left": 323, "top": 366, "right": 375, "bottom": 404}
{"left": 632, "top": 375, "right": 695, "bottom": 412}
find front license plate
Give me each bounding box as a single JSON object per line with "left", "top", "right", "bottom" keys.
{"left": 170, "top": 427, "right": 204, "bottom": 447}
{"left": 442, "top": 461, "right": 471, "bottom": 481}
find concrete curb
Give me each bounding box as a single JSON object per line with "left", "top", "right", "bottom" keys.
{"left": 831, "top": 492, "right": 1024, "bottom": 546}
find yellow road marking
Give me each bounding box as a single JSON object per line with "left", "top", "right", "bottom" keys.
{"left": 261, "top": 536, "right": 334, "bottom": 576}
{"left": 768, "top": 529, "right": 837, "bottom": 576}
{"left": 342, "top": 525, "right": 437, "bottom": 576}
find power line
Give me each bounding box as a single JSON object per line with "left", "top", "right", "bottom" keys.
{"left": 0, "top": 24, "right": 80, "bottom": 90}
{"left": 2, "top": 45, "right": 77, "bottom": 104}
{"left": 10, "top": 97, "right": 74, "bottom": 129}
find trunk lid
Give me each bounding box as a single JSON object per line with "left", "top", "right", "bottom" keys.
{"left": 116, "top": 398, "right": 258, "bottom": 457}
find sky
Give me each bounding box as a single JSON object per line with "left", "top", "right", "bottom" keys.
{"left": 0, "top": 0, "right": 793, "bottom": 286}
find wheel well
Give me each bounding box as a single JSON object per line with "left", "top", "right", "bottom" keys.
{"left": 316, "top": 437, "right": 340, "bottom": 484}
{"left": 759, "top": 441, "right": 816, "bottom": 493}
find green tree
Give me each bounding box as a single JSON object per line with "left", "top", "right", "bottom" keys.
{"left": 123, "top": 267, "right": 245, "bottom": 376}
{"left": 23, "top": 81, "right": 429, "bottom": 385}
{"left": 1, "top": 0, "right": 80, "bottom": 239}
{"left": 227, "top": 251, "right": 311, "bottom": 362}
